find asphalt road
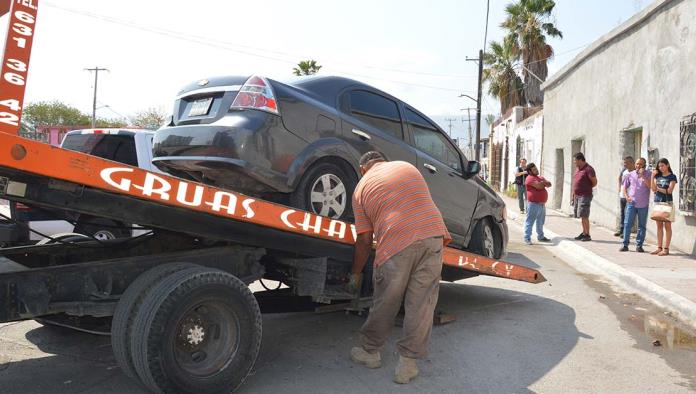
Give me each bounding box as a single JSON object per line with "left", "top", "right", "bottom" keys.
{"left": 1, "top": 224, "right": 695, "bottom": 393}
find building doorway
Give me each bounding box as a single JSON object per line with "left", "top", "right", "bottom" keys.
{"left": 554, "top": 148, "right": 564, "bottom": 209}
{"left": 622, "top": 127, "right": 642, "bottom": 162}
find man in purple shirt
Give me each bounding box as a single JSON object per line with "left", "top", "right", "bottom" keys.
{"left": 620, "top": 157, "right": 651, "bottom": 252}
{"left": 571, "top": 153, "right": 597, "bottom": 241}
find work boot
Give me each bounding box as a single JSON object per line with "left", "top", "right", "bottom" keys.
{"left": 393, "top": 355, "right": 419, "bottom": 384}
{"left": 350, "top": 347, "right": 381, "bottom": 369}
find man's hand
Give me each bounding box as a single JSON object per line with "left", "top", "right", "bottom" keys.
{"left": 346, "top": 273, "right": 363, "bottom": 295}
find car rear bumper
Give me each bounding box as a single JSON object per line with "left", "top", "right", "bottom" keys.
{"left": 153, "top": 116, "right": 302, "bottom": 194}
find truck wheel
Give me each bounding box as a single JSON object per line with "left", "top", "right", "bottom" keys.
{"left": 111, "top": 262, "right": 197, "bottom": 380}
{"left": 75, "top": 218, "right": 130, "bottom": 240}
{"left": 469, "top": 218, "right": 499, "bottom": 259}
{"left": 130, "top": 267, "right": 262, "bottom": 393}
{"left": 290, "top": 162, "right": 356, "bottom": 220}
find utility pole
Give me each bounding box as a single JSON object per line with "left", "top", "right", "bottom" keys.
{"left": 444, "top": 117, "right": 457, "bottom": 136}
{"left": 460, "top": 107, "right": 476, "bottom": 158}
{"left": 465, "top": 49, "right": 483, "bottom": 161}
{"left": 85, "top": 67, "right": 108, "bottom": 128}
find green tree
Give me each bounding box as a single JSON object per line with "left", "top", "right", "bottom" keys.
{"left": 483, "top": 36, "right": 525, "bottom": 114}
{"left": 23, "top": 101, "right": 90, "bottom": 127}
{"left": 502, "top": 0, "right": 563, "bottom": 106}
{"left": 133, "top": 107, "right": 167, "bottom": 130}
{"left": 292, "top": 59, "right": 322, "bottom": 76}
{"left": 485, "top": 114, "right": 496, "bottom": 126}
{"left": 95, "top": 117, "right": 128, "bottom": 128}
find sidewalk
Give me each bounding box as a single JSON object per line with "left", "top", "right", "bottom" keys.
{"left": 500, "top": 194, "right": 696, "bottom": 329}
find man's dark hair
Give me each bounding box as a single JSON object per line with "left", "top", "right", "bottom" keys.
{"left": 525, "top": 162, "right": 536, "bottom": 172}
{"left": 359, "top": 151, "right": 386, "bottom": 167}
{"left": 624, "top": 156, "right": 634, "bottom": 161}
{"left": 574, "top": 152, "right": 586, "bottom": 161}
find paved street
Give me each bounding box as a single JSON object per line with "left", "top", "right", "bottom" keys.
{"left": 1, "top": 224, "right": 695, "bottom": 393}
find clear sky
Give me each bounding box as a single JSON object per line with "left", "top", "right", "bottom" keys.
{"left": 1, "top": 0, "right": 647, "bottom": 142}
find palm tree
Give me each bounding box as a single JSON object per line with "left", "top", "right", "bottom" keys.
{"left": 502, "top": 0, "right": 563, "bottom": 106}
{"left": 483, "top": 36, "right": 525, "bottom": 114}
{"left": 292, "top": 60, "right": 322, "bottom": 76}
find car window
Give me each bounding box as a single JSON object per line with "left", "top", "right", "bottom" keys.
{"left": 406, "top": 108, "right": 462, "bottom": 171}
{"left": 62, "top": 134, "right": 138, "bottom": 167}
{"left": 349, "top": 90, "right": 403, "bottom": 138}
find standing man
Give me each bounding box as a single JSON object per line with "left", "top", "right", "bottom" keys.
{"left": 571, "top": 153, "right": 597, "bottom": 242}
{"left": 523, "top": 163, "right": 552, "bottom": 245}
{"left": 347, "top": 151, "right": 451, "bottom": 384}
{"left": 620, "top": 157, "right": 651, "bottom": 252}
{"left": 614, "top": 156, "right": 635, "bottom": 237}
{"left": 514, "top": 158, "right": 528, "bottom": 214}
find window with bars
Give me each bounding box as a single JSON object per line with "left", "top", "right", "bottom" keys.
{"left": 680, "top": 113, "right": 696, "bottom": 214}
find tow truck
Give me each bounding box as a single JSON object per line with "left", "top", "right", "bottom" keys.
{"left": 0, "top": 1, "right": 545, "bottom": 392}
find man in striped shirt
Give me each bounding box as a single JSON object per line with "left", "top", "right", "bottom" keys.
{"left": 348, "top": 151, "right": 451, "bottom": 384}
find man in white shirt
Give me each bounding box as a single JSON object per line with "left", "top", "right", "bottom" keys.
{"left": 614, "top": 156, "right": 635, "bottom": 237}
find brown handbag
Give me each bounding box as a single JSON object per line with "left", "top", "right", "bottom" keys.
{"left": 650, "top": 202, "right": 675, "bottom": 222}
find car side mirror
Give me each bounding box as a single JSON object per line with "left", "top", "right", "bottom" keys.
{"left": 466, "top": 161, "right": 480, "bottom": 177}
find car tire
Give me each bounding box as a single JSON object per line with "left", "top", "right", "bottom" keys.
{"left": 130, "top": 266, "right": 262, "bottom": 394}
{"left": 290, "top": 161, "right": 356, "bottom": 220}
{"left": 469, "top": 218, "right": 500, "bottom": 259}
{"left": 111, "top": 262, "right": 197, "bottom": 380}
{"left": 74, "top": 218, "right": 130, "bottom": 240}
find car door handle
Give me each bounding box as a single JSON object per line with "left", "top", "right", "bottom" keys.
{"left": 351, "top": 129, "right": 371, "bottom": 140}
{"left": 423, "top": 163, "right": 438, "bottom": 173}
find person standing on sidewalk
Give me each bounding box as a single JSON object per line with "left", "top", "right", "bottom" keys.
{"left": 347, "top": 151, "right": 451, "bottom": 384}
{"left": 515, "top": 158, "right": 528, "bottom": 214}
{"left": 614, "top": 156, "right": 635, "bottom": 237}
{"left": 650, "top": 158, "right": 677, "bottom": 256}
{"left": 523, "top": 163, "right": 552, "bottom": 245}
{"left": 620, "top": 157, "right": 651, "bottom": 252}
{"left": 571, "top": 153, "right": 597, "bottom": 241}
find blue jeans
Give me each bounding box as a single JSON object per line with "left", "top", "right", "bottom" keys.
{"left": 517, "top": 184, "right": 527, "bottom": 212}
{"left": 524, "top": 202, "right": 546, "bottom": 242}
{"left": 622, "top": 203, "right": 648, "bottom": 247}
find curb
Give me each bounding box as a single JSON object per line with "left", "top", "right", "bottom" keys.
{"left": 507, "top": 213, "right": 696, "bottom": 330}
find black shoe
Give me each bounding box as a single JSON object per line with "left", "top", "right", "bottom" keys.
{"left": 620, "top": 246, "right": 629, "bottom": 252}
{"left": 574, "top": 233, "right": 585, "bottom": 240}
{"left": 581, "top": 234, "right": 592, "bottom": 242}
{"left": 614, "top": 231, "right": 623, "bottom": 237}
{"left": 538, "top": 237, "right": 552, "bottom": 242}
{"left": 636, "top": 246, "right": 645, "bottom": 253}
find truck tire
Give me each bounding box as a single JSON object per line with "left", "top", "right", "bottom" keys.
{"left": 111, "top": 263, "right": 197, "bottom": 380}
{"left": 469, "top": 218, "right": 499, "bottom": 259}
{"left": 290, "top": 161, "right": 356, "bottom": 220}
{"left": 130, "top": 267, "right": 262, "bottom": 393}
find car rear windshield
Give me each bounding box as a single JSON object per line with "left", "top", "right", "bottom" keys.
{"left": 62, "top": 134, "right": 138, "bottom": 166}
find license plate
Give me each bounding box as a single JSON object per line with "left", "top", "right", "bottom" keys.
{"left": 188, "top": 97, "right": 213, "bottom": 117}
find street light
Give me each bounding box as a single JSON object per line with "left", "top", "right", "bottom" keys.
{"left": 459, "top": 94, "right": 478, "bottom": 104}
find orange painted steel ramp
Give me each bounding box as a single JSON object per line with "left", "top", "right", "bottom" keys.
{"left": 0, "top": 133, "right": 545, "bottom": 284}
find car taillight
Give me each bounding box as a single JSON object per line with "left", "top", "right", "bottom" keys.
{"left": 230, "top": 75, "right": 279, "bottom": 115}
{"left": 15, "top": 202, "right": 31, "bottom": 211}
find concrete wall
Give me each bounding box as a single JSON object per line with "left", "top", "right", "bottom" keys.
{"left": 490, "top": 107, "right": 543, "bottom": 191}
{"left": 541, "top": 0, "right": 696, "bottom": 254}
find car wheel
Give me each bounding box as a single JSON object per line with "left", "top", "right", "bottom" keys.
{"left": 469, "top": 218, "right": 499, "bottom": 259}
{"left": 290, "top": 162, "right": 356, "bottom": 220}
{"left": 74, "top": 218, "right": 130, "bottom": 240}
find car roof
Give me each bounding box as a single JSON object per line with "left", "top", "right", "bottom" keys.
{"left": 64, "top": 128, "right": 155, "bottom": 136}
{"left": 281, "top": 75, "right": 398, "bottom": 106}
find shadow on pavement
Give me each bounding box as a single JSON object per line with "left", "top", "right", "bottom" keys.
{"left": 6, "top": 283, "right": 585, "bottom": 394}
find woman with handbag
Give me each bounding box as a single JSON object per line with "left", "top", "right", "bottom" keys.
{"left": 650, "top": 158, "right": 677, "bottom": 256}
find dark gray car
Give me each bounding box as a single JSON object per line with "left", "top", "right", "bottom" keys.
{"left": 153, "top": 75, "right": 507, "bottom": 258}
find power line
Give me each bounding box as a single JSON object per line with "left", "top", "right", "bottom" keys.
{"left": 44, "top": 2, "right": 479, "bottom": 80}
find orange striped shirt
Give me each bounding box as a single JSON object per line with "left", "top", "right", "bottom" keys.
{"left": 352, "top": 161, "right": 451, "bottom": 266}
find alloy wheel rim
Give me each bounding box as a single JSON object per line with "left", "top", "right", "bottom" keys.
{"left": 309, "top": 173, "right": 346, "bottom": 218}
{"left": 483, "top": 226, "right": 495, "bottom": 257}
